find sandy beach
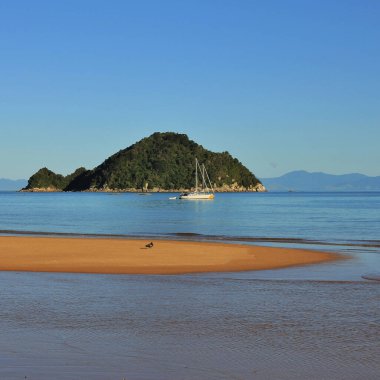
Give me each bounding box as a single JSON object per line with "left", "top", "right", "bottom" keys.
{"left": 0, "top": 236, "right": 338, "bottom": 275}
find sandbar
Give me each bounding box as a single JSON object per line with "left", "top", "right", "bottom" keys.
{"left": 0, "top": 236, "right": 340, "bottom": 275}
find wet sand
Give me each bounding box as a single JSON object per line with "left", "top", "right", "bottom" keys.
{"left": 0, "top": 236, "right": 339, "bottom": 275}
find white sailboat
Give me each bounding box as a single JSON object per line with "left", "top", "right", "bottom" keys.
{"left": 179, "top": 158, "right": 215, "bottom": 200}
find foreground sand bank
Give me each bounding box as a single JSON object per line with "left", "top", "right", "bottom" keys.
{"left": 0, "top": 236, "right": 339, "bottom": 275}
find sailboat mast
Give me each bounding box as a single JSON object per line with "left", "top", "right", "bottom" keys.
{"left": 202, "top": 164, "right": 206, "bottom": 191}
{"left": 195, "top": 158, "right": 198, "bottom": 192}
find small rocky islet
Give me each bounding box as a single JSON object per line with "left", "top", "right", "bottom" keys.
{"left": 22, "top": 132, "right": 266, "bottom": 193}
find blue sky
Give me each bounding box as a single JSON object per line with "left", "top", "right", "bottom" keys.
{"left": 1, "top": 0, "right": 379, "bottom": 179}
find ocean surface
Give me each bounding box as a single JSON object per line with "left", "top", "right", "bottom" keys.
{"left": 0, "top": 191, "right": 379, "bottom": 379}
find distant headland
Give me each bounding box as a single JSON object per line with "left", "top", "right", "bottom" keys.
{"left": 261, "top": 170, "right": 380, "bottom": 192}
{"left": 22, "top": 132, "right": 266, "bottom": 193}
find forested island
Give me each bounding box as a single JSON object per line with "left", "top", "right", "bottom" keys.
{"left": 23, "top": 132, "right": 266, "bottom": 192}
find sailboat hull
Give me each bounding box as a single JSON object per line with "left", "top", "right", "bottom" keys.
{"left": 179, "top": 192, "right": 214, "bottom": 200}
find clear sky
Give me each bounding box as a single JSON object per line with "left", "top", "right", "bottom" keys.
{"left": 1, "top": 0, "right": 379, "bottom": 179}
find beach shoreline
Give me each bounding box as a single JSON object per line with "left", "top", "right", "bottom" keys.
{"left": 0, "top": 236, "right": 341, "bottom": 275}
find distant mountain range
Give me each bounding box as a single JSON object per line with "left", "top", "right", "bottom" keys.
{"left": 3, "top": 170, "right": 379, "bottom": 193}
{"left": 260, "top": 171, "right": 380, "bottom": 192}
{"left": 0, "top": 179, "right": 27, "bottom": 191}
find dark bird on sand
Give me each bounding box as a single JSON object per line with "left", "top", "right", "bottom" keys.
{"left": 145, "top": 242, "right": 154, "bottom": 248}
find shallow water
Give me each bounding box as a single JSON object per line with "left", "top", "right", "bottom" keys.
{"left": 1, "top": 272, "right": 379, "bottom": 380}
{"left": 0, "top": 192, "right": 379, "bottom": 379}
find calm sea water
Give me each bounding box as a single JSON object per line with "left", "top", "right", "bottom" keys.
{"left": 0, "top": 191, "right": 379, "bottom": 379}
{"left": 1, "top": 191, "right": 379, "bottom": 243}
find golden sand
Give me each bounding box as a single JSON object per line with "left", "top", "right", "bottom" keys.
{"left": 0, "top": 236, "right": 340, "bottom": 275}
